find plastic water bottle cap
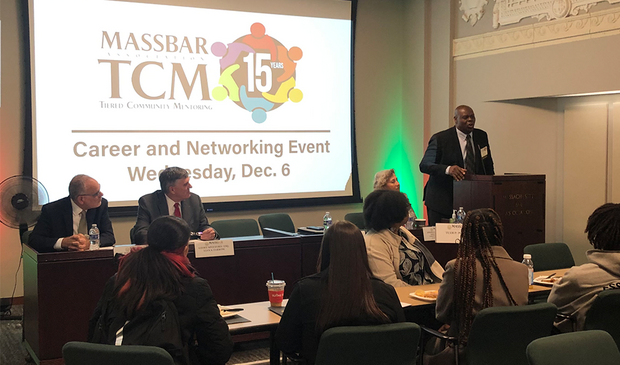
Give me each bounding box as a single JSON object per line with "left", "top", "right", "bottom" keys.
{"left": 523, "top": 254, "right": 532, "bottom": 259}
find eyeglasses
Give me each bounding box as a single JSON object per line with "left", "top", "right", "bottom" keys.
{"left": 79, "top": 191, "right": 101, "bottom": 197}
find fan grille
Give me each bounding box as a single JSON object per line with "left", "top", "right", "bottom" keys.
{"left": 0, "top": 176, "right": 49, "bottom": 229}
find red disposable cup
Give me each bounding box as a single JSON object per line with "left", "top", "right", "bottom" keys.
{"left": 266, "top": 280, "right": 286, "bottom": 307}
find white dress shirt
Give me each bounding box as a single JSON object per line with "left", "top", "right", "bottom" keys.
{"left": 444, "top": 128, "right": 474, "bottom": 175}
{"left": 165, "top": 194, "right": 182, "bottom": 218}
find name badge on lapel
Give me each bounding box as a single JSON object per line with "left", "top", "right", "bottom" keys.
{"left": 480, "top": 146, "right": 488, "bottom": 159}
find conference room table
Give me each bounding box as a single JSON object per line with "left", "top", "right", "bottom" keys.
{"left": 21, "top": 227, "right": 562, "bottom": 364}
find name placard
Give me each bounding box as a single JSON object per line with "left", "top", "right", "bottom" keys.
{"left": 194, "top": 239, "right": 235, "bottom": 258}
{"left": 435, "top": 223, "right": 462, "bottom": 244}
{"left": 113, "top": 244, "right": 146, "bottom": 255}
{"left": 422, "top": 226, "right": 436, "bottom": 242}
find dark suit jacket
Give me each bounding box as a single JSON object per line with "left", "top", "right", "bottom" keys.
{"left": 28, "top": 197, "right": 115, "bottom": 252}
{"left": 419, "top": 126, "right": 494, "bottom": 216}
{"left": 132, "top": 190, "right": 214, "bottom": 244}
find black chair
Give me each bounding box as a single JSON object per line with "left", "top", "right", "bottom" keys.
{"left": 523, "top": 243, "right": 575, "bottom": 271}
{"left": 526, "top": 330, "right": 620, "bottom": 365}
{"left": 258, "top": 213, "right": 295, "bottom": 234}
{"left": 584, "top": 289, "right": 620, "bottom": 350}
{"left": 63, "top": 342, "right": 174, "bottom": 365}
{"left": 21, "top": 230, "right": 32, "bottom": 245}
{"left": 344, "top": 212, "right": 365, "bottom": 230}
{"left": 210, "top": 219, "right": 260, "bottom": 238}
{"left": 423, "top": 303, "right": 557, "bottom": 365}
{"left": 314, "top": 323, "right": 421, "bottom": 365}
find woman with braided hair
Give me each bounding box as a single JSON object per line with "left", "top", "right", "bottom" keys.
{"left": 548, "top": 203, "right": 620, "bottom": 332}
{"left": 425, "top": 208, "right": 528, "bottom": 365}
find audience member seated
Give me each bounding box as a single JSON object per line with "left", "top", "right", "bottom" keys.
{"left": 425, "top": 208, "right": 528, "bottom": 365}
{"left": 364, "top": 189, "right": 443, "bottom": 287}
{"left": 547, "top": 203, "right": 620, "bottom": 332}
{"left": 373, "top": 168, "right": 417, "bottom": 219}
{"left": 276, "top": 221, "right": 406, "bottom": 365}
{"left": 29, "top": 174, "right": 115, "bottom": 252}
{"left": 132, "top": 167, "right": 218, "bottom": 245}
{"left": 88, "top": 216, "right": 233, "bottom": 365}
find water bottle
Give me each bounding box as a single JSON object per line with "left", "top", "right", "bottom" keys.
{"left": 455, "top": 207, "right": 466, "bottom": 224}
{"left": 522, "top": 254, "right": 534, "bottom": 288}
{"left": 89, "top": 224, "right": 100, "bottom": 250}
{"left": 323, "top": 212, "right": 333, "bottom": 231}
{"left": 405, "top": 208, "right": 415, "bottom": 230}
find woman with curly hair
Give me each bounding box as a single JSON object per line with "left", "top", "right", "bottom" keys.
{"left": 426, "top": 208, "right": 528, "bottom": 365}
{"left": 364, "top": 189, "right": 443, "bottom": 287}
{"left": 373, "top": 169, "right": 418, "bottom": 220}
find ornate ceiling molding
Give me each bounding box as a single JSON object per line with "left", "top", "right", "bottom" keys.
{"left": 491, "top": 0, "right": 620, "bottom": 29}
{"left": 460, "top": 0, "right": 490, "bottom": 26}
{"left": 454, "top": 7, "right": 620, "bottom": 59}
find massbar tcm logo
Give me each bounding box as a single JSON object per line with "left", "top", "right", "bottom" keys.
{"left": 211, "top": 23, "right": 303, "bottom": 123}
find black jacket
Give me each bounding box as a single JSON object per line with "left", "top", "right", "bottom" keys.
{"left": 420, "top": 127, "right": 494, "bottom": 216}
{"left": 275, "top": 271, "right": 406, "bottom": 365}
{"left": 29, "top": 196, "right": 115, "bottom": 252}
{"left": 88, "top": 275, "right": 233, "bottom": 365}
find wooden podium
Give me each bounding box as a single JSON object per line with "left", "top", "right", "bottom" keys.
{"left": 453, "top": 174, "right": 546, "bottom": 260}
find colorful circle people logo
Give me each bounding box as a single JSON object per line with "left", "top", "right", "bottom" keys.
{"left": 211, "top": 23, "right": 303, "bottom": 123}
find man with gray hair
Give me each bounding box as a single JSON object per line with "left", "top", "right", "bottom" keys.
{"left": 29, "top": 175, "right": 115, "bottom": 252}
{"left": 132, "top": 167, "right": 217, "bottom": 245}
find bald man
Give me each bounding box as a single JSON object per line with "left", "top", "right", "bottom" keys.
{"left": 419, "top": 105, "right": 495, "bottom": 225}
{"left": 29, "top": 175, "right": 115, "bottom": 252}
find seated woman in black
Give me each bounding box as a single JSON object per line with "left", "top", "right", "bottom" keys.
{"left": 88, "top": 216, "right": 233, "bottom": 365}
{"left": 276, "top": 220, "right": 406, "bottom": 365}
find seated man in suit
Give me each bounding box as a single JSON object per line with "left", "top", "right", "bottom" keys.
{"left": 132, "top": 166, "right": 218, "bottom": 244}
{"left": 29, "top": 174, "right": 115, "bottom": 252}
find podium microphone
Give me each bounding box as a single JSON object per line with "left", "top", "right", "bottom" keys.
{"left": 478, "top": 145, "right": 488, "bottom": 175}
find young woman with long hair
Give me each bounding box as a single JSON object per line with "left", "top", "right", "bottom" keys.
{"left": 426, "top": 208, "right": 528, "bottom": 365}
{"left": 276, "top": 221, "right": 405, "bottom": 365}
{"left": 88, "top": 216, "right": 233, "bottom": 365}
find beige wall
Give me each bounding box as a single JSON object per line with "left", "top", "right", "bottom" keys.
{"left": 453, "top": 3, "right": 620, "bottom": 263}
{"left": 0, "top": 0, "right": 28, "bottom": 299}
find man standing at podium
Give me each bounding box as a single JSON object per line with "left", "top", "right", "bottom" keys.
{"left": 419, "top": 105, "right": 494, "bottom": 225}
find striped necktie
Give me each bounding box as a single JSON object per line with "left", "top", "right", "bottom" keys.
{"left": 465, "top": 134, "right": 475, "bottom": 173}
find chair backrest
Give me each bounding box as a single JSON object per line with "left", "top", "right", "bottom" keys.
{"left": 258, "top": 213, "right": 295, "bottom": 233}
{"left": 344, "top": 212, "right": 365, "bottom": 230}
{"left": 526, "top": 330, "right": 620, "bottom": 365}
{"left": 466, "top": 303, "right": 557, "bottom": 365}
{"left": 584, "top": 289, "right": 620, "bottom": 349}
{"left": 210, "top": 219, "right": 260, "bottom": 238}
{"left": 523, "top": 243, "right": 575, "bottom": 271}
{"left": 314, "top": 323, "right": 420, "bottom": 365}
{"left": 63, "top": 342, "right": 174, "bottom": 365}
